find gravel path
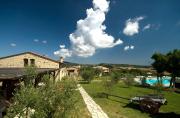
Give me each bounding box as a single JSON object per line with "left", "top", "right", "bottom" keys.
{"left": 78, "top": 84, "right": 109, "bottom": 118}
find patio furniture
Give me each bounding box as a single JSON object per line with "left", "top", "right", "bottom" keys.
{"left": 130, "top": 94, "right": 167, "bottom": 114}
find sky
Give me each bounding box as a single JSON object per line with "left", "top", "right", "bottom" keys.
{"left": 0, "top": 0, "right": 180, "bottom": 65}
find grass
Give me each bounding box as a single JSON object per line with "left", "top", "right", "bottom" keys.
{"left": 72, "top": 91, "right": 91, "bottom": 118}
{"left": 82, "top": 81, "right": 180, "bottom": 118}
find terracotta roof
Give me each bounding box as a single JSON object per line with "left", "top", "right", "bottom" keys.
{"left": 0, "top": 52, "right": 59, "bottom": 64}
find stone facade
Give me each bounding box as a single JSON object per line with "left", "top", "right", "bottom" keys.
{"left": 0, "top": 52, "right": 59, "bottom": 68}
{"left": 66, "top": 66, "right": 80, "bottom": 77}
{"left": 55, "top": 68, "right": 68, "bottom": 81}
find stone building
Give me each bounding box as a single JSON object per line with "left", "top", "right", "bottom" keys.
{"left": 0, "top": 52, "right": 70, "bottom": 101}
{"left": 0, "top": 52, "right": 59, "bottom": 68}
{"left": 66, "top": 66, "right": 80, "bottom": 77}
{"left": 93, "top": 66, "right": 110, "bottom": 73}
{"left": 93, "top": 66, "right": 110, "bottom": 76}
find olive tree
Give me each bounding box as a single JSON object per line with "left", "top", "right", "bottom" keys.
{"left": 166, "top": 49, "right": 180, "bottom": 88}
{"left": 5, "top": 75, "right": 78, "bottom": 118}
{"left": 151, "top": 53, "right": 167, "bottom": 85}
{"left": 80, "top": 67, "right": 95, "bottom": 83}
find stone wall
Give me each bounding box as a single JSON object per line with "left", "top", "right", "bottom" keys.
{"left": 0, "top": 53, "right": 59, "bottom": 68}
{"left": 55, "top": 68, "right": 68, "bottom": 81}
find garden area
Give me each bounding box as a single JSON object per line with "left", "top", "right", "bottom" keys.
{"left": 82, "top": 80, "right": 180, "bottom": 118}
{"left": 79, "top": 49, "right": 180, "bottom": 118}
{"left": 0, "top": 66, "right": 90, "bottom": 118}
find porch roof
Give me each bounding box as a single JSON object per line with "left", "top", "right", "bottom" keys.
{"left": 0, "top": 68, "right": 58, "bottom": 81}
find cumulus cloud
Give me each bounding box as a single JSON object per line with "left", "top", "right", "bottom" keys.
{"left": 123, "top": 16, "right": 144, "bottom": 36}
{"left": 54, "top": 0, "right": 123, "bottom": 58}
{"left": 42, "top": 40, "right": 47, "bottom": 44}
{"left": 54, "top": 45, "right": 72, "bottom": 58}
{"left": 143, "top": 24, "right": 151, "bottom": 31}
{"left": 10, "top": 43, "right": 16, "bottom": 47}
{"left": 34, "top": 39, "right": 39, "bottom": 42}
{"left": 61, "top": 0, "right": 122, "bottom": 58}
{"left": 124, "top": 45, "right": 134, "bottom": 51}
{"left": 59, "top": 45, "right": 65, "bottom": 48}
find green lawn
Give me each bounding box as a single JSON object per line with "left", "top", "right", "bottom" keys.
{"left": 82, "top": 81, "right": 180, "bottom": 118}
{"left": 73, "top": 91, "right": 91, "bottom": 118}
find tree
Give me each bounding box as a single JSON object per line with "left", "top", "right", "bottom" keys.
{"left": 110, "top": 71, "right": 120, "bottom": 84}
{"left": 80, "top": 67, "right": 95, "bottom": 83}
{"left": 151, "top": 49, "right": 180, "bottom": 89}
{"left": 123, "top": 74, "right": 134, "bottom": 87}
{"left": 151, "top": 53, "right": 167, "bottom": 84}
{"left": 166, "top": 49, "right": 180, "bottom": 88}
{"left": 94, "top": 68, "right": 102, "bottom": 77}
{"left": 24, "top": 66, "right": 37, "bottom": 86}
{"left": 5, "top": 75, "right": 78, "bottom": 118}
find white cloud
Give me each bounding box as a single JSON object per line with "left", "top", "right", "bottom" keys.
{"left": 34, "top": 39, "right": 39, "bottom": 42}
{"left": 68, "top": 0, "right": 123, "bottom": 57}
{"left": 54, "top": 45, "right": 72, "bottom": 58}
{"left": 143, "top": 24, "right": 151, "bottom": 31}
{"left": 54, "top": 0, "right": 123, "bottom": 58}
{"left": 124, "top": 46, "right": 129, "bottom": 51}
{"left": 124, "top": 45, "right": 134, "bottom": 51}
{"left": 60, "top": 45, "right": 65, "bottom": 48}
{"left": 93, "top": 0, "right": 110, "bottom": 12}
{"left": 123, "top": 16, "right": 144, "bottom": 36}
{"left": 42, "top": 40, "right": 47, "bottom": 44}
{"left": 130, "top": 45, "right": 134, "bottom": 49}
{"left": 10, "top": 43, "right": 16, "bottom": 47}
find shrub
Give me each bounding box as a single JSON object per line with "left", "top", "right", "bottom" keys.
{"left": 123, "top": 74, "right": 134, "bottom": 87}
{"left": 5, "top": 76, "right": 78, "bottom": 118}
{"left": 80, "top": 67, "right": 95, "bottom": 83}
{"left": 110, "top": 72, "right": 120, "bottom": 84}
{"left": 24, "top": 66, "right": 37, "bottom": 86}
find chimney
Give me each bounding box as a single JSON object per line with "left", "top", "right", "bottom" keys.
{"left": 59, "top": 57, "right": 64, "bottom": 68}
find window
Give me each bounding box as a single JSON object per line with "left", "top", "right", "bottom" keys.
{"left": 24, "top": 58, "right": 28, "bottom": 67}
{"left": 30, "top": 59, "right": 35, "bottom": 66}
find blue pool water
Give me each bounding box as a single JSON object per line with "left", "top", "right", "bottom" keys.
{"left": 146, "top": 76, "right": 171, "bottom": 86}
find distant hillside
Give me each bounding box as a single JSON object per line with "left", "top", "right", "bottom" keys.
{"left": 60, "top": 62, "right": 151, "bottom": 69}
{"left": 61, "top": 61, "right": 80, "bottom": 67}
{"left": 98, "top": 63, "right": 151, "bottom": 69}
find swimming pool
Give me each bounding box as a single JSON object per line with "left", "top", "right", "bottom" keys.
{"left": 146, "top": 76, "right": 171, "bottom": 87}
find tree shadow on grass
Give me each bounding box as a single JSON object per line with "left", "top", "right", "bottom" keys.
{"left": 93, "top": 92, "right": 129, "bottom": 104}
{"left": 134, "top": 84, "right": 153, "bottom": 90}
{"left": 78, "top": 80, "right": 89, "bottom": 84}
{"left": 117, "top": 85, "right": 129, "bottom": 88}
{"left": 124, "top": 103, "right": 180, "bottom": 118}
{"left": 94, "top": 92, "right": 129, "bottom": 99}
{"left": 149, "top": 112, "right": 180, "bottom": 118}
{"left": 123, "top": 102, "right": 141, "bottom": 111}
{"left": 107, "top": 97, "right": 127, "bottom": 105}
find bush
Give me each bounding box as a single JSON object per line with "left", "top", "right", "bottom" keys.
{"left": 80, "top": 67, "right": 95, "bottom": 83}
{"left": 123, "top": 74, "right": 134, "bottom": 87}
{"left": 24, "top": 66, "right": 37, "bottom": 86}
{"left": 5, "top": 76, "right": 78, "bottom": 118}
{"left": 110, "top": 72, "right": 120, "bottom": 84}
{"left": 102, "top": 72, "right": 120, "bottom": 95}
